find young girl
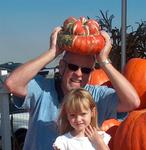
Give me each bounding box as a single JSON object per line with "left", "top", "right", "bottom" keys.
{"left": 53, "top": 88, "right": 111, "bottom": 150}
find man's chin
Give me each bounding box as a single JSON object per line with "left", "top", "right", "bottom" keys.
{"left": 71, "top": 84, "right": 82, "bottom": 89}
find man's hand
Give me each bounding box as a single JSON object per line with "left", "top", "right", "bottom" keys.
{"left": 96, "top": 31, "right": 112, "bottom": 63}
{"left": 49, "top": 26, "right": 64, "bottom": 57}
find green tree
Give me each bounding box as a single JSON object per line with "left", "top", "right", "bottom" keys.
{"left": 96, "top": 10, "right": 146, "bottom": 70}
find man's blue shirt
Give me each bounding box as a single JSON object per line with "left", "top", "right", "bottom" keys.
{"left": 21, "top": 75, "right": 118, "bottom": 150}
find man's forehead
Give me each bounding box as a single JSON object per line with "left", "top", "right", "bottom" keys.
{"left": 63, "top": 52, "right": 95, "bottom": 62}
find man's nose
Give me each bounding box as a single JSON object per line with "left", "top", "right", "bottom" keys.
{"left": 75, "top": 68, "right": 83, "bottom": 76}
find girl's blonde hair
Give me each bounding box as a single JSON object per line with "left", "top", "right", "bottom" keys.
{"left": 57, "top": 88, "right": 100, "bottom": 135}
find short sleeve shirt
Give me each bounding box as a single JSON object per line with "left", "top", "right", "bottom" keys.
{"left": 53, "top": 131, "right": 111, "bottom": 150}
{"left": 22, "top": 75, "right": 118, "bottom": 150}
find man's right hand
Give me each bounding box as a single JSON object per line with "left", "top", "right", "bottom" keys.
{"left": 49, "top": 27, "right": 64, "bottom": 58}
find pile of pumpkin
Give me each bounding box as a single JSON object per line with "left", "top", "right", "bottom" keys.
{"left": 98, "top": 58, "right": 146, "bottom": 150}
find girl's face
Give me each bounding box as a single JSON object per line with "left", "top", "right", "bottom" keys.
{"left": 67, "top": 108, "right": 92, "bottom": 134}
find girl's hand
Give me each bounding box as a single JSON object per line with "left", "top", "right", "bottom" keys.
{"left": 85, "top": 125, "right": 101, "bottom": 145}
{"left": 85, "top": 125, "right": 110, "bottom": 150}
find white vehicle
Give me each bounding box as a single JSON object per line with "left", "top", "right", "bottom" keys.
{"left": 0, "top": 69, "right": 29, "bottom": 150}
{"left": 0, "top": 96, "right": 29, "bottom": 150}
{"left": 0, "top": 112, "right": 29, "bottom": 150}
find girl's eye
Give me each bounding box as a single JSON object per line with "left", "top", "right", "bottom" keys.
{"left": 69, "top": 114, "right": 75, "bottom": 117}
{"left": 81, "top": 112, "right": 87, "bottom": 116}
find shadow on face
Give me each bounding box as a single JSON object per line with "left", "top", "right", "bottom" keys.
{"left": 63, "top": 52, "right": 95, "bottom": 67}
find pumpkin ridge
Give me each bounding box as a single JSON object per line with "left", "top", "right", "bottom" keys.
{"left": 123, "top": 58, "right": 146, "bottom": 109}
{"left": 130, "top": 109, "right": 146, "bottom": 150}
{"left": 114, "top": 109, "right": 146, "bottom": 149}
{"left": 132, "top": 109, "right": 146, "bottom": 149}
{"left": 113, "top": 109, "right": 146, "bottom": 150}
{"left": 57, "top": 16, "right": 105, "bottom": 55}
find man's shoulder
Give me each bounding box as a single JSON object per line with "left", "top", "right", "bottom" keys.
{"left": 85, "top": 84, "right": 113, "bottom": 93}
{"left": 84, "top": 84, "right": 116, "bottom": 102}
{"left": 30, "top": 75, "right": 55, "bottom": 88}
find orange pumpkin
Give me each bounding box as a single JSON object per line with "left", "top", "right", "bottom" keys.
{"left": 113, "top": 109, "right": 146, "bottom": 150}
{"left": 88, "top": 69, "right": 111, "bottom": 86}
{"left": 101, "top": 119, "right": 121, "bottom": 150}
{"left": 57, "top": 16, "right": 105, "bottom": 55}
{"left": 123, "top": 58, "right": 146, "bottom": 109}
{"left": 101, "top": 118, "right": 121, "bottom": 132}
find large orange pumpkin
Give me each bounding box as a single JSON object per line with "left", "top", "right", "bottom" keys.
{"left": 101, "top": 119, "right": 121, "bottom": 150}
{"left": 57, "top": 16, "right": 105, "bottom": 55}
{"left": 113, "top": 109, "right": 146, "bottom": 150}
{"left": 88, "top": 68, "right": 111, "bottom": 87}
{"left": 101, "top": 118, "right": 121, "bottom": 132}
{"left": 123, "top": 58, "right": 146, "bottom": 109}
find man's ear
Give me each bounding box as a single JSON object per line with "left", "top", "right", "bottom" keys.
{"left": 59, "top": 59, "right": 65, "bottom": 76}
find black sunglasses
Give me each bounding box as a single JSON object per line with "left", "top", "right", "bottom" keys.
{"left": 64, "top": 60, "right": 93, "bottom": 74}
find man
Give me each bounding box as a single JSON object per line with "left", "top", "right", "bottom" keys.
{"left": 5, "top": 27, "right": 140, "bottom": 150}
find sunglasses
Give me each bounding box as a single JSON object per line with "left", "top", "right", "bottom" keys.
{"left": 64, "top": 60, "right": 93, "bottom": 74}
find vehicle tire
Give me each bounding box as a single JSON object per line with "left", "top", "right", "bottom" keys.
{"left": 12, "top": 130, "right": 27, "bottom": 150}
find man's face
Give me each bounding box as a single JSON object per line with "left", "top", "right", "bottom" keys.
{"left": 60, "top": 52, "right": 94, "bottom": 94}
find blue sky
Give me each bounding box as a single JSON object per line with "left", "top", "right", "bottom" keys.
{"left": 0, "top": 0, "right": 146, "bottom": 67}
